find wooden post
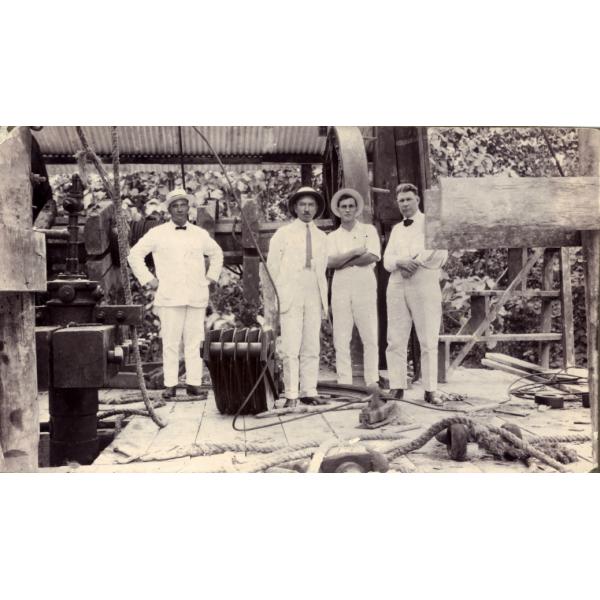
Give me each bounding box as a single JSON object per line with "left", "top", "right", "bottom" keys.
{"left": 559, "top": 247, "right": 575, "bottom": 367}
{"left": 578, "top": 128, "right": 600, "bottom": 468}
{"left": 539, "top": 248, "right": 556, "bottom": 368}
{"left": 0, "top": 127, "right": 47, "bottom": 472}
{"left": 300, "top": 164, "right": 312, "bottom": 187}
{"left": 240, "top": 195, "right": 261, "bottom": 309}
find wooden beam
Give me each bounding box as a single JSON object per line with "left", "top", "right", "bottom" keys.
{"left": 441, "top": 332, "right": 562, "bottom": 343}
{"left": 0, "top": 223, "right": 46, "bottom": 292}
{"left": 578, "top": 127, "right": 600, "bottom": 469}
{"left": 84, "top": 201, "right": 114, "bottom": 255}
{"left": 559, "top": 248, "right": 575, "bottom": 367}
{"left": 425, "top": 187, "right": 582, "bottom": 249}
{"left": 0, "top": 127, "right": 40, "bottom": 472}
{"left": 439, "top": 176, "right": 600, "bottom": 230}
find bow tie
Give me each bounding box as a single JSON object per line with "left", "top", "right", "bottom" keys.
{"left": 403, "top": 219, "right": 414, "bottom": 227}
{"left": 175, "top": 226, "right": 187, "bottom": 230}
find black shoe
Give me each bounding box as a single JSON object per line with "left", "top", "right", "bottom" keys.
{"left": 388, "top": 389, "right": 404, "bottom": 400}
{"left": 299, "top": 396, "right": 328, "bottom": 406}
{"left": 162, "top": 386, "right": 177, "bottom": 400}
{"left": 424, "top": 391, "right": 443, "bottom": 405}
{"left": 185, "top": 384, "right": 203, "bottom": 396}
{"left": 283, "top": 398, "right": 298, "bottom": 409}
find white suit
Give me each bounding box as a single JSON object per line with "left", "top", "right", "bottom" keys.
{"left": 267, "top": 218, "right": 328, "bottom": 400}
{"left": 128, "top": 220, "right": 223, "bottom": 387}
{"left": 383, "top": 211, "right": 447, "bottom": 392}
{"left": 327, "top": 221, "right": 381, "bottom": 386}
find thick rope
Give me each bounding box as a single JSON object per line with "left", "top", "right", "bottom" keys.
{"left": 75, "top": 126, "right": 166, "bottom": 428}
{"left": 115, "top": 428, "right": 420, "bottom": 463}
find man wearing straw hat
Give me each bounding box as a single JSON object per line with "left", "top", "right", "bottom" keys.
{"left": 128, "top": 188, "right": 223, "bottom": 399}
{"left": 383, "top": 183, "right": 448, "bottom": 405}
{"left": 266, "top": 186, "right": 329, "bottom": 407}
{"left": 327, "top": 188, "right": 381, "bottom": 388}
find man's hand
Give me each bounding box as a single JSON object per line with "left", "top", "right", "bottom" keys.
{"left": 396, "top": 258, "right": 419, "bottom": 274}
{"left": 146, "top": 277, "right": 159, "bottom": 290}
{"left": 207, "top": 277, "right": 218, "bottom": 291}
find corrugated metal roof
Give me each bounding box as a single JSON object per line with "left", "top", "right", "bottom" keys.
{"left": 34, "top": 126, "right": 374, "bottom": 163}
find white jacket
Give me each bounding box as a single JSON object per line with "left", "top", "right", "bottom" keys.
{"left": 127, "top": 220, "right": 223, "bottom": 308}
{"left": 266, "top": 218, "right": 328, "bottom": 314}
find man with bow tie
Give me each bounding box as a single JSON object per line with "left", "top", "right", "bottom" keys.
{"left": 266, "top": 186, "right": 329, "bottom": 407}
{"left": 128, "top": 189, "right": 223, "bottom": 399}
{"left": 383, "top": 183, "right": 448, "bottom": 405}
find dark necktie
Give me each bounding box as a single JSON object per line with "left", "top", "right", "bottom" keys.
{"left": 175, "top": 226, "right": 187, "bottom": 230}
{"left": 403, "top": 219, "right": 414, "bottom": 227}
{"left": 305, "top": 223, "right": 312, "bottom": 268}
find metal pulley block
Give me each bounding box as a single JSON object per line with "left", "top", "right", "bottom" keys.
{"left": 202, "top": 326, "right": 280, "bottom": 415}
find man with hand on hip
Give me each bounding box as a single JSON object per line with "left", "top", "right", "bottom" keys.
{"left": 327, "top": 188, "right": 381, "bottom": 387}
{"left": 267, "top": 186, "right": 329, "bottom": 408}
{"left": 383, "top": 183, "right": 448, "bottom": 405}
{"left": 128, "top": 188, "right": 223, "bottom": 399}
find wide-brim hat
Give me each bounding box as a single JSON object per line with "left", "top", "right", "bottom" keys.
{"left": 164, "top": 188, "right": 194, "bottom": 210}
{"left": 287, "top": 186, "right": 325, "bottom": 218}
{"left": 330, "top": 188, "right": 365, "bottom": 218}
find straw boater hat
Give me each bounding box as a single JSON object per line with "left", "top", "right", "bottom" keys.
{"left": 287, "top": 186, "right": 325, "bottom": 218}
{"left": 330, "top": 188, "right": 365, "bottom": 218}
{"left": 164, "top": 188, "right": 194, "bottom": 210}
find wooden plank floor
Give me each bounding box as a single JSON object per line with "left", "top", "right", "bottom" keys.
{"left": 38, "top": 368, "right": 594, "bottom": 473}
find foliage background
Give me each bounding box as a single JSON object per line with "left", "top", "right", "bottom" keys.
{"left": 49, "top": 127, "right": 587, "bottom": 369}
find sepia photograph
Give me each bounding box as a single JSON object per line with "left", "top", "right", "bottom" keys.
{"left": 2, "top": 3, "right": 599, "bottom": 599}
{"left": 1, "top": 124, "right": 597, "bottom": 474}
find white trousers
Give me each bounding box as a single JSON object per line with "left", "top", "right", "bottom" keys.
{"left": 156, "top": 305, "right": 206, "bottom": 387}
{"left": 279, "top": 270, "right": 322, "bottom": 399}
{"left": 386, "top": 268, "right": 442, "bottom": 392}
{"left": 331, "top": 268, "right": 379, "bottom": 386}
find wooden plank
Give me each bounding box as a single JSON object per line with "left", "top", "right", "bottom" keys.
{"left": 439, "top": 176, "right": 600, "bottom": 230}
{"left": 0, "top": 224, "right": 46, "bottom": 291}
{"left": 468, "top": 290, "right": 560, "bottom": 298}
{"left": 578, "top": 127, "right": 600, "bottom": 468}
{"left": 85, "top": 251, "right": 113, "bottom": 281}
{"left": 485, "top": 352, "right": 552, "bottom": 373}
{"left": 441, "top": 333, "right": 562, "bottom": 343}
{"left": 539, "top": 249, "right": 557, "bottom": 368}
{"left": 0, "top": 126, "right": 40, "bottom": 471}
{"left": 559, "top": 248, "right": 576, "bottom": 367}
{"left": 84, "top": 200, "right": 114, "bottom": 255}
{"left": 425, "top": 187, "right": 582, "bottom": 249}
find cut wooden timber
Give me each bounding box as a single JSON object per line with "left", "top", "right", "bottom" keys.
{"left": 0, "top": 223, "right": 47, "bottom": 292}
{"left": 578, "top": 127, "right": 600, "bottom": 468}
{"left": 448, "top": 248, "right": 544, "bottom": 374}
{"left": 372, "top": 127, "right": 401, "bottom": 223}
{"left": 84, "top": 201, "right": 115, "bottom": 255}
{"left": 439, "top": 177, "right": 600, "bottom": 230}
{"left": 425, "top": 187, "right": 582, "bottom": 249}
{"left": 0, "top": 126, "right": 40, "bottom": 471}
{"left": 441, "top": 333, "right": 562, "bottom": 343}
{"left": 481, "top": 358, "right": 535, "bottom": 378}
{"left": 468, "top": 290, "right": 560, "bottom": 298}
{"left": 507, "top": 248, "right": 527, "bottom": 291}
{"left": 485, "top": 352, "right": 551, "bottom": 374}
{"left": 559, "top": 248, "right": 575, "bottom": 367}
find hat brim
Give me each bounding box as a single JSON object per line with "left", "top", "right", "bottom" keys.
{"left": 164, "top": 193, "right": 194, "bottom": 209}
{"left": 288, "top": 190, "right": 325, "bottom": 219}
{"left": 330, "top": 188, "right": 365, "bottom": 218}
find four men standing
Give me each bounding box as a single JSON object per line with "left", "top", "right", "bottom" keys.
{"left": 128, "top": 181, "right": 446, "bottom": 405}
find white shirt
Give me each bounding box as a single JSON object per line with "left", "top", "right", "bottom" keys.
{"left": 327, "top": 221, "right": 381, "bottom": 270}
{"left": 266, "top": 218, "right": 328, "bottom": 313}
{"left": 127, "top": 220, "right": 223, "bottom": 307}
{"left": 383, "top": 211, "right": 448, "bottom": 272}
